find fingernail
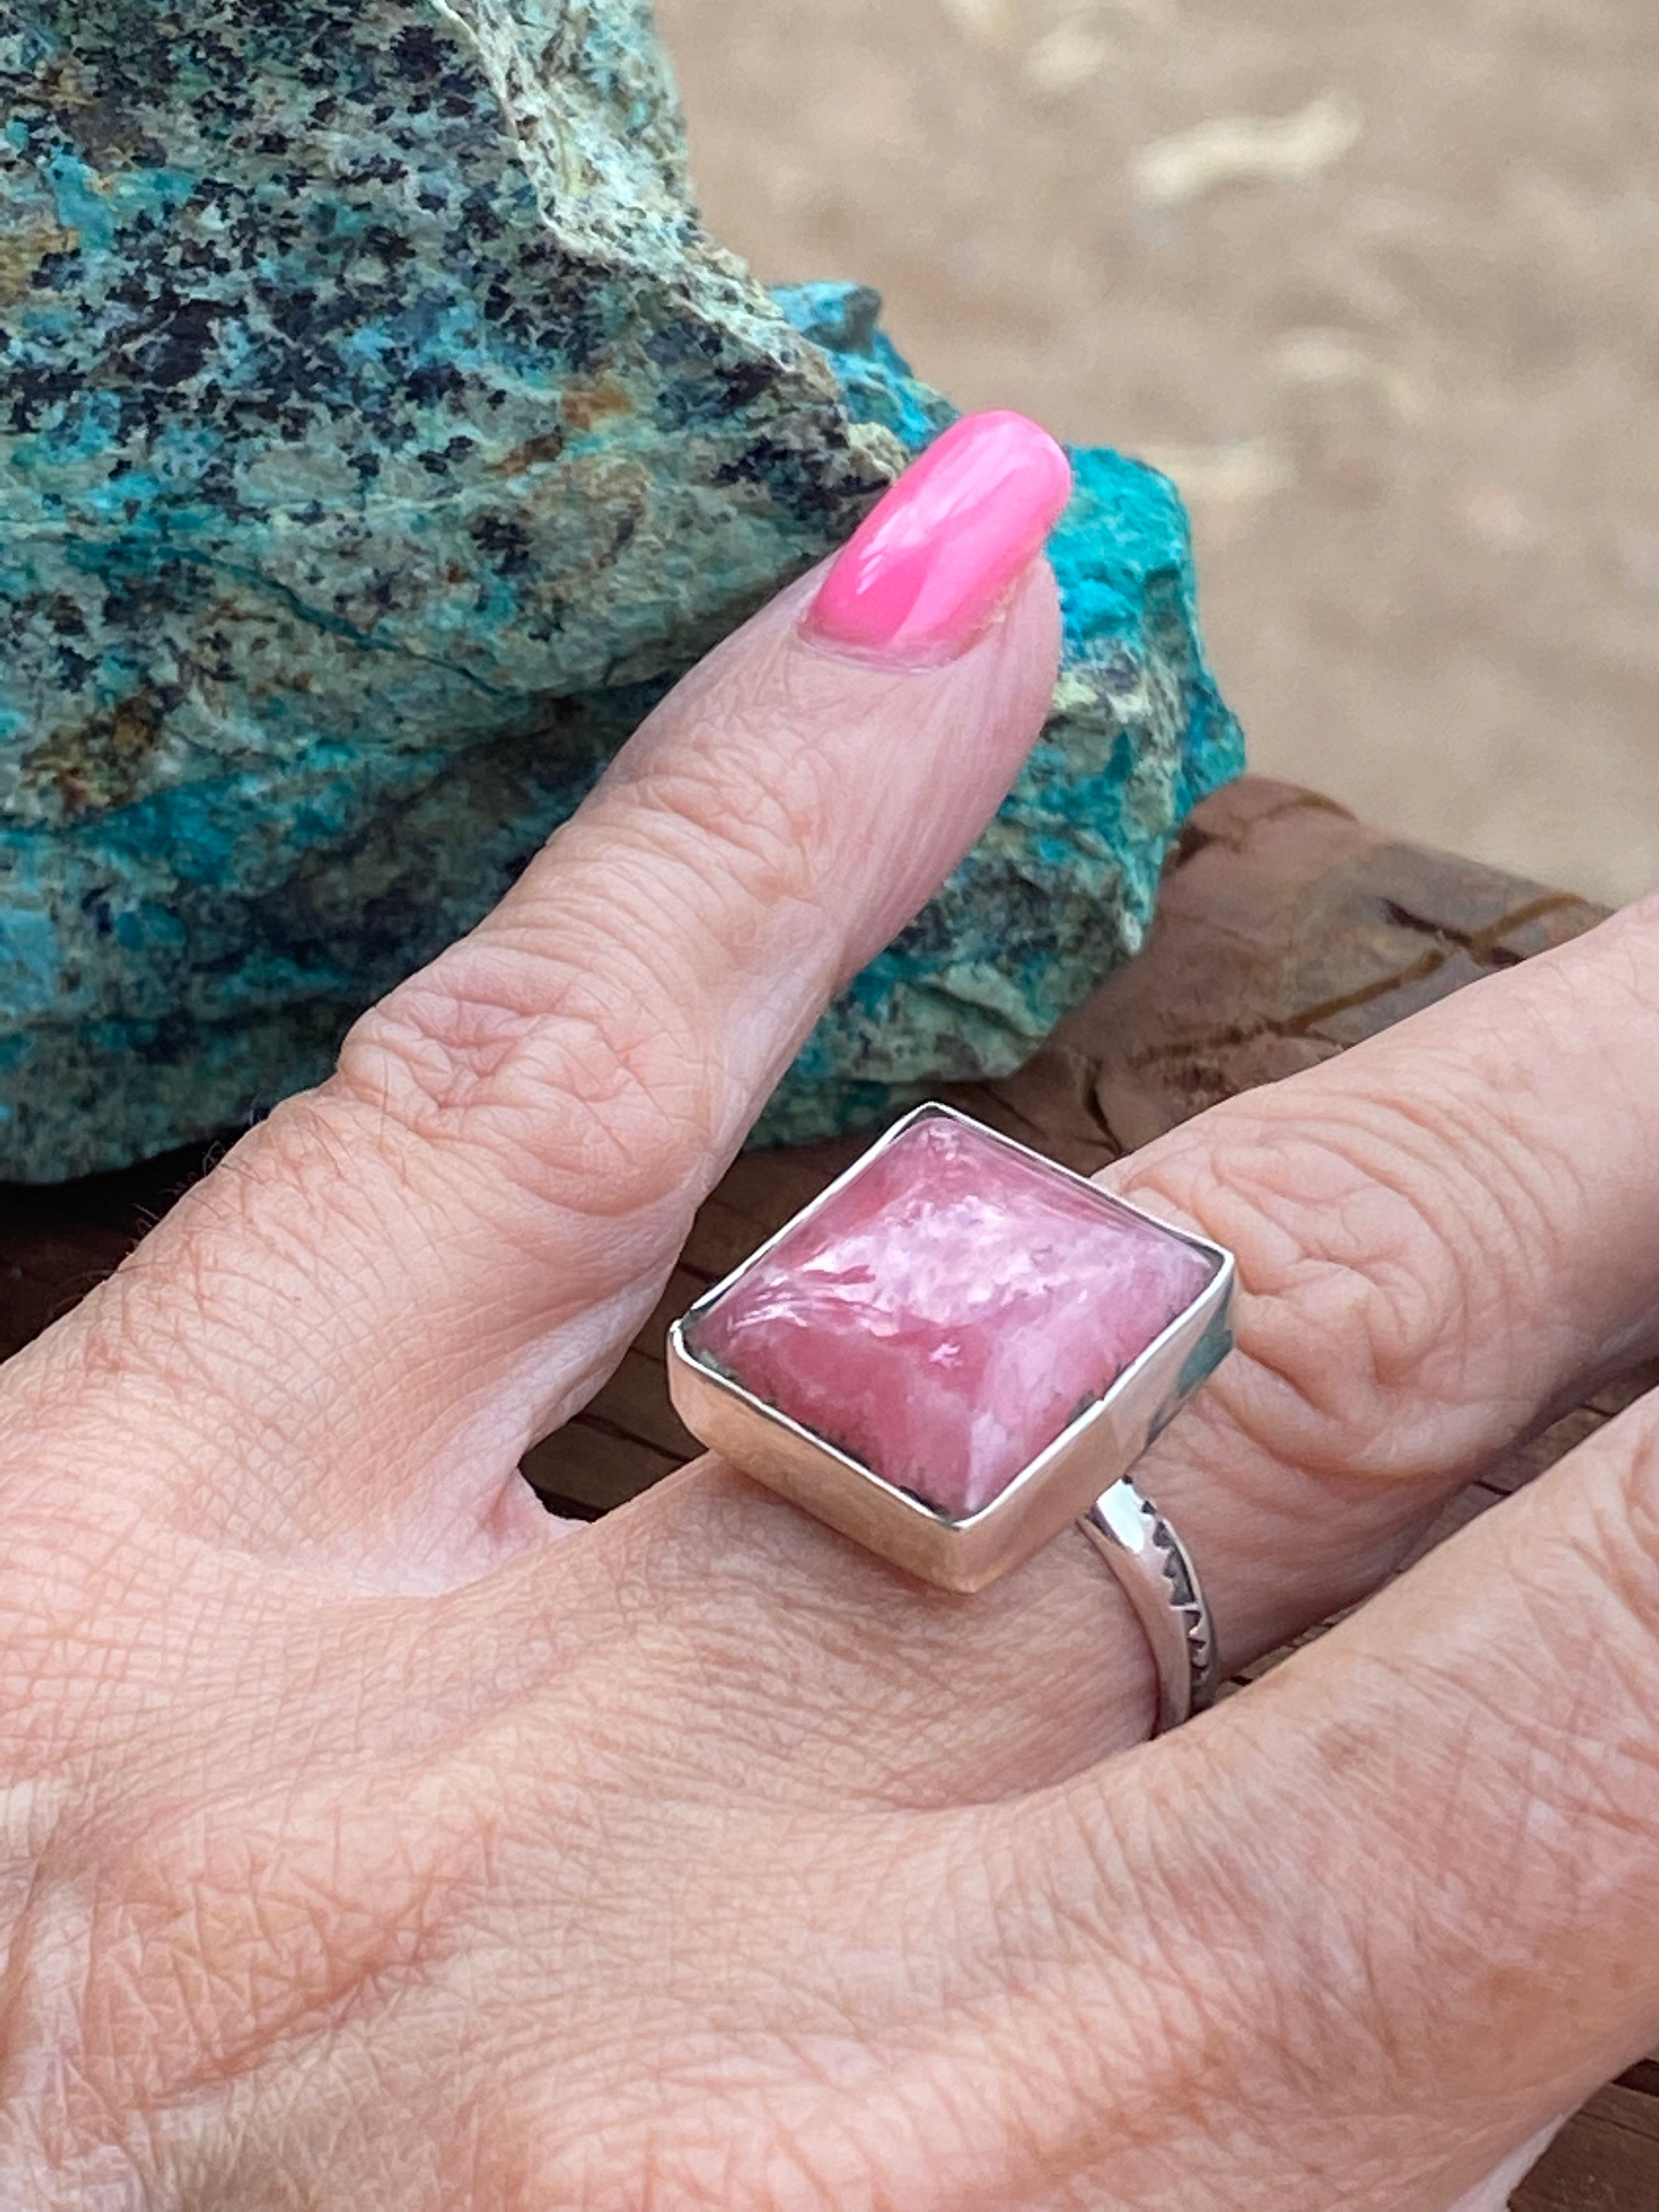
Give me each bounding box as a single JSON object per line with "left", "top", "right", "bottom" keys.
{"left": 805, "top": 411, "right": 1074, "bottom": 665}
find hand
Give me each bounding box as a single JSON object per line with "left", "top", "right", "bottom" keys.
{"left": 4, "top": 413, "right": 1657, "bottom": 2211}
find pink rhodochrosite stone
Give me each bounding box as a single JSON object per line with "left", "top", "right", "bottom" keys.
{"left": 689, "top": 1115, "right": 1216, "bottom": 1518}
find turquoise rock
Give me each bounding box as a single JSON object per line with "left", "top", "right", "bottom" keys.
{"left": 0, "top": 0, "right": 1242, "bottom": 1182}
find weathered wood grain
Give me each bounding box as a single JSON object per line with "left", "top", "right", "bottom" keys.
{"left": 1516, "top": 2087, "right": 1659, "bottom": 2211}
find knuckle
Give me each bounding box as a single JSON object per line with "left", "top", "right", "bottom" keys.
{"left": 334, "top": 935, "right": 716, "bottom": 1222}
{"left": 1127, "top": 1082, "right": 1554, "bottom": 1486}
{"left": 325, "top": 707, "right": 856, "bottom": 1230}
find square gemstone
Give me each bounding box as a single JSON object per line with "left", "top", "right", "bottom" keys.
{"left": 684, "top": 1113, "right": 1218, "bottom": 1520}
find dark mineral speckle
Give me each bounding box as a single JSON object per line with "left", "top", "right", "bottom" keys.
{"left": 0, "top": 0, "right": 1241, "bottom": 1181}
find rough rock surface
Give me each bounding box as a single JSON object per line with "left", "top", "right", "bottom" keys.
{"left": 0, "top": 0, "right": 1242, "bottom": 1182}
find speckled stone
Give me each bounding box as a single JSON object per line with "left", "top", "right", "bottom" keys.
{"left": 0, "top": 0, "right": 1243, "bottom": 1182}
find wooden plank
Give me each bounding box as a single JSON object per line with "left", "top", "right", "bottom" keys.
{"left": 523, "top": 1418, "right": 683, "bottom": 1519}
{"left": 1055, "top": 778, "right": 1603, "bottom": 1158}
{"left": 580, "top": 1346, "right": 702, "bottom": 1464}
{"left": 1515, "top": 2085, "right": 1659, "bottom": 2210}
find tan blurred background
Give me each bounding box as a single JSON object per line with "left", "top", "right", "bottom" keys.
{"left": 656, "top": 0, "right": 1659, "bottom": 905}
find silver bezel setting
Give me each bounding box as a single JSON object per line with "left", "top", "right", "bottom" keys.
{"left": 667, "top": 1102, "right": 1234, "bottom": 1593}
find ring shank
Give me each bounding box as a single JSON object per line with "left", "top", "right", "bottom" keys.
{"left": 1077, "top": 1479, "right": 1220, "bottom": 1735}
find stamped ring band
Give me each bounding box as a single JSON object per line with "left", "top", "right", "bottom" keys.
{"left": 1080, "top": 1481, "right": 1220, "bottom": 1734}
{"left": 668, "top": 1103, "right": 1234, "bottom": 1740}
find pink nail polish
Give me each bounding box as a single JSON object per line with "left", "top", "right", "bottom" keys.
{"left": 805, "top": 411, "right": 1074, "bottom": 665}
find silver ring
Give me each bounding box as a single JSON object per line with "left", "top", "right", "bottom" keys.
{"left": 668, "top": 1103, "right": 1233, "bottom": 1737}
{"left": 1079, "top": 1478, "right": 1219, "bottom": 1735}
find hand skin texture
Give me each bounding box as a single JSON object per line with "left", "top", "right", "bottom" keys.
{"left": 5, "top": 438, "right": 1659, "bottom": 2208}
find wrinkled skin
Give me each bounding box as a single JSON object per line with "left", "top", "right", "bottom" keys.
{"left": 2, "top": 551, "right": 1657, "bottom": 2210}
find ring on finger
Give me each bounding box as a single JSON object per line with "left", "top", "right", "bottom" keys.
{"left": 669, "top": 1104, "right": 1233, "bottom": 1736}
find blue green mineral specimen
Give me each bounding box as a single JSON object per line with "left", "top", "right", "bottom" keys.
{"left": 0, "top": 0, "right": 1242, "bottom": 1182}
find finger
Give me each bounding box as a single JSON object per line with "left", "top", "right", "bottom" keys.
{"left": 565, "top": 894, "right": 1659, "bottom": 1806}
{"left": 1103, "top": 888, "right": 1659, "bottom": 1666}
{"left": 10, "top": 415, "right": 1069, "bottom": 1580}
{"left": 1000, "top": 1383, "right": 1659, "bottom": 2211}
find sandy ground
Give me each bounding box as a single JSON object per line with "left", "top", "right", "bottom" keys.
{"left": 656, "top": 0, "right": 1659, "bottom": 906}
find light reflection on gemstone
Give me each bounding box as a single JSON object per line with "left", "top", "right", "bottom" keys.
{"left": 687, "top": 1116, "right": 1215, "bottom": 1519}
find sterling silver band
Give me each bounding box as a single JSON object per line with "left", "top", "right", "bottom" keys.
{"left": 1079, "top": 1479, "right": 1219, "bottom": 1735}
